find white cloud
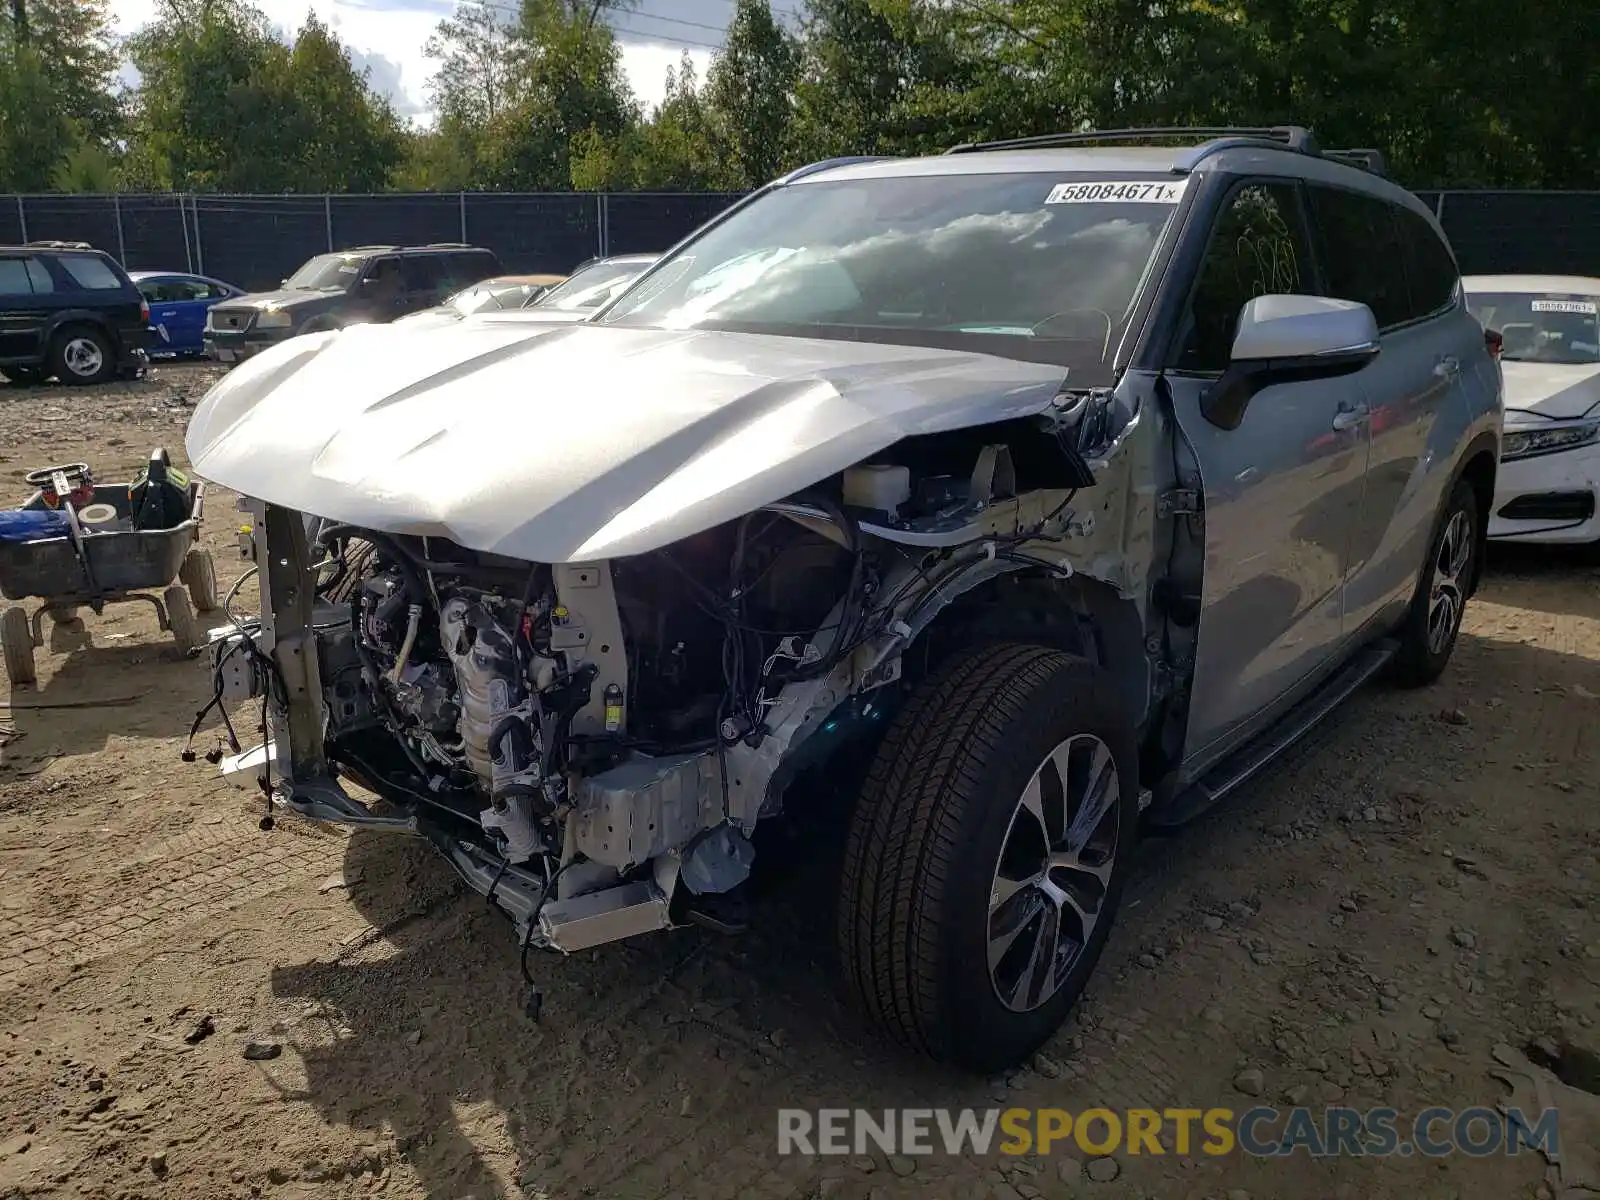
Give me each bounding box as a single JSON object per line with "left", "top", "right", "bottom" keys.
{"left": 108, "top": 0, "right": 716, "bottom": 125}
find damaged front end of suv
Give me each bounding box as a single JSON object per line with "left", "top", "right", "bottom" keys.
{"left": 184, "top": 158, "right": 1185, "bottom": 1071}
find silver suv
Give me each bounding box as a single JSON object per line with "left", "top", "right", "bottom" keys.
{"left": 184, "top": 125, "right": 1502, "bottom": 1073}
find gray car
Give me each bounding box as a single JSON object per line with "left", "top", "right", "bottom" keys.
{"left": 184, "top": 126, "right": 1501, "bottom": 1073}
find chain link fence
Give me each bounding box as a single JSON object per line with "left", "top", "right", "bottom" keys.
{"left": 3, "top": 190, "right": 1598, "bottom": 291}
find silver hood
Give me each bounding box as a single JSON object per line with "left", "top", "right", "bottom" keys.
{"left": 1501, "top": 360, "right": 1600, "bottom": 422}
{"left": 184, "top": 321, "right": 1068, "bottom": 562}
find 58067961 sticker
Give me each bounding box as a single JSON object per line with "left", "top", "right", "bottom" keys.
{"left": 1530, "top": 298, "right": 1598, "bottom": 315}
{"left": 1045, "top": 180, "right": 1190, "bottom": 205}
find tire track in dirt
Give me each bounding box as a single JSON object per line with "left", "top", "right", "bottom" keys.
{"left": 0, "top": 818, "right": 345, "bottom": 992}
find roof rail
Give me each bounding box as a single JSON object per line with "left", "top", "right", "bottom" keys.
{"left": 25, "top": 239, "right": 96, "bottom": 250}
{"left": 422, "top": 242, "right": 471, "bottom": 249}
{"left": 945, "top": 126, "right": 1320, "bottom": 155}
{"left": 1322, "top": 147, "right": 1389, "bottom": 177}
{"left": 340, "top": 244, "right": 396, "bottom": 253}
{"left": 780, "top": 155, "right": 895, "bottom": 183}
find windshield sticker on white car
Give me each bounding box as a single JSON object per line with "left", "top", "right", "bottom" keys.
{"left": 1531, "top": 298, "right": 1598, "bottom": 315}
{"left": 1046, "top": 180, "right": 1189, "bottom": 205}
{"left": 338, "top": 264, "right": 359, "bottom": 274}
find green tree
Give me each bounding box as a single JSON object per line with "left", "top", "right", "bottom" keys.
{"left": 124, "top": 0, "right": 403, "bottom": 191}
{"left": 704, "top": 0, "right": 798, "bottom": 187}
{"left": 477, "top": 0, "right": 637, "bottom": 190}
{"left": 425, "top": 0, "right": 517, "bottom": 130}
{"left": 280, "top": 14, "right": 404, "bottom": 192}
{"left": 0, "top": 41, "right": 71, "bottom": 190}
{"left": 788, "top": 0, "right": 930, "bottom": 160}
{"left": 571, "top": 53, "right": 732, "bottom": 189}
{"left": 0, "top": 0, "right": 120, "bottom": 189}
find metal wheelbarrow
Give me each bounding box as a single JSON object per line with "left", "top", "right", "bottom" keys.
{"left": 0, "top": 450, "right": 218, "bottom": 687}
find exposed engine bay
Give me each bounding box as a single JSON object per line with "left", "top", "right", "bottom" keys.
{"left": 196, "top": 395, "right": 1151, "bottom": 970}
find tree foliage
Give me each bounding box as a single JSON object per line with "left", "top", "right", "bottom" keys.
{"left": 2, "top": 0, "right": 1597, "bottom": 192}
{"left": 121, "top": 1, "right": 403, "bottom": 192}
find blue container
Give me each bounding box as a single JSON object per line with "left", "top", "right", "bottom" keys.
{"left": 0, "top": 510, "right": 70, "bottom": 543}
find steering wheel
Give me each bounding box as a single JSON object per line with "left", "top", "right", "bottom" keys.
{"left": 25, "top": 463, "right": 91, "bottom": 488}
{"left": 1031, "top": 309, "right": 1115, "bottom": 355}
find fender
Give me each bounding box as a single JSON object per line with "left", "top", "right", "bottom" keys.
{"left": 42, "top": 308, "right": 118, "bottom": 348}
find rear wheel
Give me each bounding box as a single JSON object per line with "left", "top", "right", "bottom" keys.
{"left": 838, "top": 642, "right": 1138, "bottom": 1072}
{"left": 180, "top": 547, "right": 219, "bottom": 612}
{"left": 2, "top": 605, "right": 37, "bottom": 686}
{"left": 49, "top": 325, "right": 115, "bottom": 385}
{"left": 1392, "top": 478, "right": 1478, "bottom": 687}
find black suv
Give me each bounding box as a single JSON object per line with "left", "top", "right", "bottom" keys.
{"left": 204, "top": 243, "right": 503, "bottom": 363}
{"left": 0, "top": 241, "right": 151, "bottom": 385}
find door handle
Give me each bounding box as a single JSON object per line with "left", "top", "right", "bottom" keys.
{"left": 1433, "top": 355, "right": 1460, "bottom": 379}
{"left": 1331, "top": 404, "right": 1370, "bottom": 432}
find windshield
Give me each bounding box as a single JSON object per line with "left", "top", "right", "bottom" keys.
{"left": 538, "top": 259, "right": 654, "bottom": 311}
{"left": 284, "top": 253, "right": 362, "bottom": 291}
{"left": 1467, "top": 291, "right": 1600, "bottom": 364}
{"left": 598, "top": 172, "right": 1185, "bottom": 367}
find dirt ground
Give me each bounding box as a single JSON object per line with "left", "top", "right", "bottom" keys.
{"left": 0, "top": 362, "right": 1596, "bottom": 1200}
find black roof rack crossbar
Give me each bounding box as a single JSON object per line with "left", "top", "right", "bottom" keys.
{"left": 945, "top": 126, "right": 1320, "bottom": 155}
{"left": 1322, "top": 148, "right": 1389, "bottom": 177}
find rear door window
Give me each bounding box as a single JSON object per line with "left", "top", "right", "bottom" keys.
{"left": 1307, "top": 186, "right": 1410, "bottom": 331}
{"left": 401, "top": 256, "right": 448, "bottom": 294}
{"left": 55, "top": 254, "right": 127, "bottom": 291}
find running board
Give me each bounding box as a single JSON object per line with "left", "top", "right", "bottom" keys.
{"left": 1145, "top": 638, "right": 1398, "bottom": 829}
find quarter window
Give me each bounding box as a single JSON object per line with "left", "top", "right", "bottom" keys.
{"left": 1307, "top": 187, "right": 1409, "bottom": 330}
{"left": 55, "top": 254, "right": 125, "bottom": 291}
{"left": 1174, "top": 182, "right": 1313, "bottom": 373}
{"left": 1395, "top": 207, "right": 1459, "bottom": 319}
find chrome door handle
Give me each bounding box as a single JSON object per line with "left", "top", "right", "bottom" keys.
{"left": 1434, "top": 355, "right": 1460, "bottom": 378}
{"left": 1331, "top": 404, "right": 1370, "bottom": 432}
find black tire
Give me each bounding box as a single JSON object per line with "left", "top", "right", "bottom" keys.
{"left": 838, "top": 642, "right": 1139, "bottom": 1073}
{"left": 1391, "top": 478, "right": 1479, "bottom": 687}
{"left": 180, "top": 547, "right": 219, "bottom": 612}
{"left": 2, "top": 605, "right": 37, "bottom": 686}
{"left": 164, "top": 586, "right": 199, "bottom": 654}
{"left": 48, "top": 324, "right": 117, "bottom": 385}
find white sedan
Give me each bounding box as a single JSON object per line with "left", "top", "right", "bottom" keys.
{"left": 1465, "top": 274, "right": 1600, "bottom": 543}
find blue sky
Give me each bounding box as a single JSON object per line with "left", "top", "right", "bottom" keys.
{"left": 109, "top": 0, "right": 799, "bottom": 122}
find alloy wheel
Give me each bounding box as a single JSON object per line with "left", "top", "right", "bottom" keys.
{"left": 62, "top": 337, "right": 104, "bottom": 380}
{"left": 988, "top": 732, "right": 1121, "bottom": 1013}
{"left": 1427, "top": 509, "right": 1472, "bottom": 655}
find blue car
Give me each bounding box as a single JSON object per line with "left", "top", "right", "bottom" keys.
{"left": 129, "top": 271, "right": 244, "bottom": 357}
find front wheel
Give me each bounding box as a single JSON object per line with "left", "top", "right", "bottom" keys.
{"left": 838, "top": 643, "right": 1139, "bottom": 1073}
{"left": 1391, "top": 478, "right": 1479, "bottom": 687}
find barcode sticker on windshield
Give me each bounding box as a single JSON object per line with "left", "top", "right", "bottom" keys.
{"left": 1046, "top": 180, "right": 1189, "bottom": 205}
{"left": 1531, "top": 299, "right": 1598, "bottom": 315}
